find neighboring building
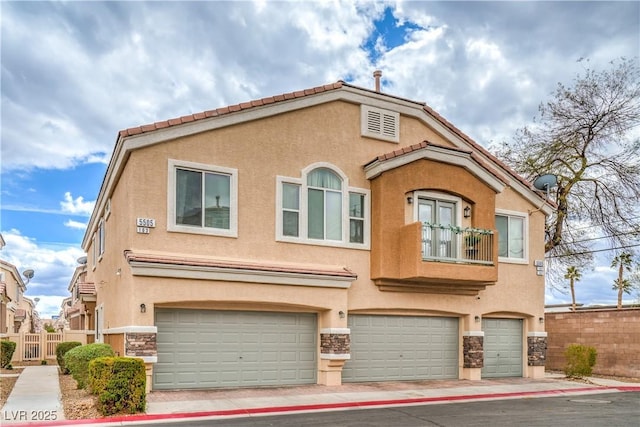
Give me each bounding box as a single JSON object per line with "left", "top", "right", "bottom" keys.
{"left": 81, "top": 74, "right": 553, "bottom": 391}
{"left": 55, "top": 296, "right": 73, "bottom": 331}
{"left": 0, "top": 259, "right": 33, "bottom": 335}
{"left": 65, "top": 260, "right": 97, "bottom": 337}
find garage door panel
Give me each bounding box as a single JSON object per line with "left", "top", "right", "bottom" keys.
{"left": 155, "top": 309, "right": 316, "bottom": 389}
{"left": 482, "top": 318, "right": 523, "bottom": 378}
{"left": 343, "top": 315, "right": 458, "bottom": 382}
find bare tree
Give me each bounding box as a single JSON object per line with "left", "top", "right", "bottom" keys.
{"left": 564, "top": 266, "right": 582, "bottom": 312}
{"left": 496, "top": 59, "right": 640, "bottom": 277}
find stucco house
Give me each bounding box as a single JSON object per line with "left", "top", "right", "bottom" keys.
{"left": 1, "top": 235, "right": 35, "bottom": 335}
{"left": 65, "top": 261, "right": 97, "bottom": 338}
{"left": 81, "top": 73, "right": 553, "bottom": 391}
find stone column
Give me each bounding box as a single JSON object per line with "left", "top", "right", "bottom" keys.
{"left": 462, "top": 331, "right": 484, "bottom": 380}
{"left": 527, "top": 332, "right": 547, "bottom": 379}
{"left": 319, "top": 328, "right": 350, "bottom": 386}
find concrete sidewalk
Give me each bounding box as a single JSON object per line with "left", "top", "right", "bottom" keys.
{"left": 1, "top": 366, "right": 639, "bottom": 427}
{"left": 1, "top": 365, "right": 65, "bottom": 425}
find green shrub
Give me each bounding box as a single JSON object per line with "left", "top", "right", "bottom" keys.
{"left": 88, "top": 357, "right": 116, "bottom": 395}
{"left": 1, "top": 341, "right": 17, "bottom": 368}
{"left": 90, "top": 357, "right": 146, "bottom": 416}
{"left": 564, "top": 343, "right": 597, "bottom": 378}
{"left": 56, "top": 341, "right": 82, "bottom": 374}
{"left": 64, "top": 343, "right": 115, "bottom": 389}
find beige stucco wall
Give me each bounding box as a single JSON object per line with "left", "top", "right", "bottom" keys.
{"left": 87, "top": 98, "right": 548, "bottom": 384}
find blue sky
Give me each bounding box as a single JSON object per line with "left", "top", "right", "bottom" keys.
{"left": 1, "top": 1, "right": 639, "bottom": 318}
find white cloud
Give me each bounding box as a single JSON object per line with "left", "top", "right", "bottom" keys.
{"left": 60, "top": 192, "right": 94, "bottom": 216}
{"left": 0, "top": 230, "right": 84, "bottom": 317}
{"left": 64, "top": 219, "right": 87, "bottom": 230}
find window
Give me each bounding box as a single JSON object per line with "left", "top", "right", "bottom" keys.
{"left": 91, "top": 234, "right": 97, "bottom": 270}
{"left": 282, "top": 183, "right": 300, "bottom": 237}
{"left": 307, "top": 168, "right": 342, "bottom": 240}
{"left": 98, "top": 218, "right": 105, "bottom": 258}
{"left": 496, "top": 211, "right": 527, "bottom": 262}
{"left": 168, "top": 160, "right": 238, "bottom": 237}
{"left": 416, "top": 193, "right": 461, "bottom": 259}
{"left": 277, "top": 164, "right": 369, "bottom": 248}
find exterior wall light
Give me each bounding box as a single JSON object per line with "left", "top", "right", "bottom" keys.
{"left": 140, "top": 303, "right": 146, "bottom": 313}
{"left": 464, "top": 206, "right": 472, "bottom": 218}
{"left": 539, "top": 316, "right": 544, "bottom": 324}
{"left": 407, "top": 196, "right": 413, "bottom": 204}
{"left": 339, "top": 310, "right": 345, "bottom": 319}
{"left": 474, "top": 315, "right": 481, "bottom": 323}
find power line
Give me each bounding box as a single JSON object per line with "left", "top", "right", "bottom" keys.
{"left": 564, "top": 230, "right": 640, "bottom": 245}
{"left": 547, "top": 243, "right": 640, "bottom": 259}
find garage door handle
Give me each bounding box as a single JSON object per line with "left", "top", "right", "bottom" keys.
{"left": 239, "top": 356, "right": 243, "bottom": 359}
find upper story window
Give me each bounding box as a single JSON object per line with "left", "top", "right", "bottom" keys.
{"left": 414, "top": 192, "right": 462, "bottom": 259}
{"left": 98, "top": 218, "right": 105, "bottom": 258}
{"left": 277, "top": 163, "right": 369, "bottom": 249}
{"left": 495, "top": 210, "right": 527, "bottom": 262}
{"left": 91, "top": 234, "right": 97, "bottom": 270}
{"left": 168, "top": 159, "right": 238, "bottom": 237}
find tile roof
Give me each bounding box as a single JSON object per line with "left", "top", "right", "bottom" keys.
{"left": 77, "top": 283, "right": 96, "bottom": 295}
{"left": 119, "top": 82, "right": 345, "bottom": 138}
{"left": 115, "top": 78, "right": 547, "bottom": 203}
{"left": 368, "top": 140, "right": 509, "bottom": 185}
{"left": 124, "top": 250, "right": 356, "bottom": 279}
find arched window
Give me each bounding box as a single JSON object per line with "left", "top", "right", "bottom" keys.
{"left": 277, "top": 164, "right": 369, "bottom": 248}
{"left": 307, "top": 168, "right": 342, "bottom": 240}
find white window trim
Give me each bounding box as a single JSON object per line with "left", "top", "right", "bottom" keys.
{"left": 275, "top": 163, "right": 370, "bottom": 250}
{"left": 98, "top": 218, "right": 105, "bottom": 260}
{"left": 411, "top": 191, "right": 463, "bottom": 226}
{"left": 104, "top": 198, "right": 111, "bottom": 220}
{"left": 167, "top": 159, "right": 238, "bottom": 238}
{"left": 91, "top": 234, "right": 97, "bottom": 271}
{"left": 495, "top": 208, "right": 529, "bottom": 264}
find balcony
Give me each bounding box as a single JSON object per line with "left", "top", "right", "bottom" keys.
{"left": 372, "top": 222, "right": 498, "bottom": 295}
{"left": 421, "top": 223, "right": 494, "bottom": 265}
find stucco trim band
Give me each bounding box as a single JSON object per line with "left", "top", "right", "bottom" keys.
{"left": 125, "top": 251, "right": 357, "bottom": 289}
{"left": 320, "top": 328, "right": 351, "bottom": 334}
{"left": 103, "top": 326, "right": 158, "bottom": 334}
{"left": 320, "top": 353, "right": 351, "bottom": 360}
{"left": 527, "top": 332, "right": 548, "bottom": 337}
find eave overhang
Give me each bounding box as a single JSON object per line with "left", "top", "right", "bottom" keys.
{"left": 124, "top": 250, "right": 357, "bottom": 289}
{"left": 365, "top": 141, "right": 507, "bottom": 193}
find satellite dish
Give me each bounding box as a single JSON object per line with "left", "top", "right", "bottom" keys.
{"left": 77, "top": 256, "right": 88, "bottom": 265}
{"left": 34, "top": 297, "right": 40, "bottom": 303}
{"left": 533, "top": 174, "right": 557, "bottom": 198}
{"left": 22, "top": 269, "right": 35, "bottom": 280}
{"left": 533, "top": 174, "right": 558, "bottom": 192}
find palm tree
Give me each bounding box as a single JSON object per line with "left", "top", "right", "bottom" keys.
{"left": 611, "top": 252, "right": 633, "bottom": 309}
{"left": 565, "top": 266, "right": 581, "bottom": 312}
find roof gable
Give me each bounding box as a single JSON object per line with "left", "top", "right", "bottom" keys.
{"left": 83, "top": 79, "right": 554, "bottom": 248}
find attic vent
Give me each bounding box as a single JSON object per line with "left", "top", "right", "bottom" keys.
{"left": 361, "top": 105, "right": 399, "bottom": 143}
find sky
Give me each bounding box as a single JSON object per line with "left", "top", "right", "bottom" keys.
{"left": 1, "top": 1, "right": 639, "bottom": 318}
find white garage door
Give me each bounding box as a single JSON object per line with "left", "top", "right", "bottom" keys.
{"left": 342, "top": 315, "right": 459, "bottom": 382}
{"left": 154, "top": 309, "right": 317, "bottom": 389}
{"left": 482, "top": 318, "right": 523, "bottom": 378}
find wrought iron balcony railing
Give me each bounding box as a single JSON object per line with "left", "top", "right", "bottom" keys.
{"left": 421, "top": 223, "right": 494, "bottom": 265}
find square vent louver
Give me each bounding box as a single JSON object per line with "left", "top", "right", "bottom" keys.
{"left": 361, "top": 105, "right": 399, "bottom": 142}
